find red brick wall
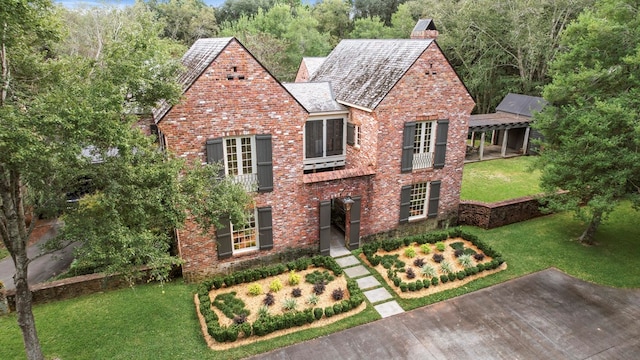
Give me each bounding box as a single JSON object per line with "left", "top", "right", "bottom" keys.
{"left": 159, "top": 39, "right": 311, "bottom": 279}
{"left": 294, "top": 60, "right": 309, "bottom": 82}
{"left": 160, "top": 39, "right": 474, "bottom": 280}
{"left": 368, "top": 43, "right": 475, "bottom": 235}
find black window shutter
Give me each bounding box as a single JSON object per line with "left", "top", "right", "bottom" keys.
{"left": 206, "top": 138, "right": 225, "bottom": 178}
{"left": 256, "top": 134, "right": 273, "bottom": 192}
{"left": 399, "top": 185, "right": 412, "bottom": 223}
{"left": 258, "top": 206, "right": 273, "bottom": 251}
{"left": 319, "top": 200, "right": 331, "bottom": 256}
{"left": 216, "top": 216, "right": 232, "bottom": 260}
{"left": 428, "top": 181, "right": 441, "bottom": 218}
{"left": 401, "top": 122, "right": 415, "bottom": 173}
{"left": 433, "top": 119, "right": 449, "bottom": 169}
{"left": 348, "top": 196, "right": 361, "bottom": 249}
{"left": 347, "top": 123, "right": 355, "bottom": 146}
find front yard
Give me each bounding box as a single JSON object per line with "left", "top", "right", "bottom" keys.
{"left": 461, "top": 156, "right": 541, "bottom": 202}
{"left": 0, "top": 202, "right": 638, "bottom": 359}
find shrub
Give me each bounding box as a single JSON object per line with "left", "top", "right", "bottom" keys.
{"left": 212, "top": 277, "right": 224, "bottom": 289}
{"left": 449, "top": 241, "right": 465, "bottom": 251}
{"left": 458, "top": 254, "right": 474, "bottom": 268}
{"left": 305, "top": 270, "right": 335, "bottom": 285}
{"left": 447, "top": 273, "right": 456, "bottom": 281}
{"left": 313, "top": 281, "right": 326, "bottom": 295}
{"left": 463, "top": 248, "right": 478, "bottom": 256}
{"left": 406, "top": 267, "right": 416, "bottom": 279}
{"left": 440, "top": 274, "right": 449, "bottom": 283}
{"left": 213, "top": 292, "right": 249, "bottom": 320}
{"left": 440, "top": 260, "right": 453, "bottom": 274}
{"left": 456, "top": 271, "right": 466, "bottom": 280}
{"left": 223, "top": 275, "right": 235, "bottom": 287}
{"left": 307, "top": 293, "right": 320, "bottom": 305}
{"left": 313, "top": 307, "right": 324, "bottom": 320}
{"left": 291, "top": 288, "right": 302, "bottom": 298}
{"left": 247, "top": 283, "right": 263, "bottom": 296}
{"left": 408, "top": 282, "right": 417, "bottom": 291}
{"left": 421, "top": 264, "right": 437, "bottom": 278}
{"left": 474, "top": 253, "right": 486, "bottom": 261}
{"left": 226, "top": 327, "right": 239, "bottom": 342}
{"left": 431, "top": 276, "right": 439, "bottom": 286}
{"left": 420, "top": 243, "right": 431, "bottom": 254}
{"left": 404, "top": 247, "right": 417, "bottom": 258}
{"left": 333, "top": 303, "right": 343, "bottom": 315}
{"left": 454, "top": 249, "right": 465, "bottom": 258}
{"left": 288, "top": 270, "right": 301, "bottom": 286}
{"left": 413, "top": 257, "right": 425, "bottom": 267}
{"left": 393, "top": 277, "right": 401, "bottom": 287}
{"left": 415, "top": 280, "right": 424, "bottom": 290}
{"left": 269, "top": 278, "right": 283, "bottom": 292}
{"left": 263, "top": 293, "right": 275, "bottom": 306}
{"left": 477, "top": 263, "right": 486, "bottom": 272}
{"left": 258, "top": 305, "right": 269, "bottom": 318}
{"left": 332, "top": 288, "right": 345, "bottom": 301}
{"left": 399, "top": 282, "right": 408, "bottom": 292}
{"left": 341, "top": 300, "right": 352, "bottom": 312}
{"left": 324, "top": 306, "right": 334, "bottom": 318}
{"left": 283, "top": 298, "right": 297, "bottom": 311}
{"left": 422, "top": 279, "right": 430, "bottom": 288}
{"left": 432, "top": 253, "right": 444, "bottom": 263}
{"left": 435, "top": 241, "right": 446, "bottom": 252}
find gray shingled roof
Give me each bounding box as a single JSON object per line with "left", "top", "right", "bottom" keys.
{"left": 413, "top": 18, "right": 435, "bottom": 32}
{"left": 496, "top": 93, "right": 547, "bottom": 117}
{"left": 302, "top": 57, "right": 326, "bottom": 79}
{"left": 153, "top": 37, "right": 233, "bottom": 122}
{"left": 283, "top": 82, "right": 347, "bottom": 114}
{"left": 310, "top": 39, "right": 433, "bottom": 111}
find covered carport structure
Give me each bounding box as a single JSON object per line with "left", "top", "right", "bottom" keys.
{"left": 466, "top": 93, "right": 546, "bottom": 162}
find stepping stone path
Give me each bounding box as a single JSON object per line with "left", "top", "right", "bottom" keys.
{"left": 331, "top": 251, "right": 405, "bottom": 318}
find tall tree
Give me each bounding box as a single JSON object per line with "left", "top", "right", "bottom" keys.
{"left": 352, "top": 0, "right": 408, "bottom": 25}
{"left": 313, "top": 0, "right": 352, "bottom": 45}
{"left": 534, "top": 0, "right": 640, "bottom": 244}
{"left": 144, "top": 0, "right": 218, "bottom": 45}
{"left": 216, "top": 0, "right": 276, "bottom": 24}
{"left": 1, "top": 3, "right": 250, "bottom": 359}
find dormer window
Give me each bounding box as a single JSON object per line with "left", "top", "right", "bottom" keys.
{"left": 304, "top": 116, "right": 347, "bottom": 172}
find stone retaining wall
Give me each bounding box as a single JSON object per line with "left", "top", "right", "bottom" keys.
{"left": 458, "top": 195, "right": 549, "bottom": 229}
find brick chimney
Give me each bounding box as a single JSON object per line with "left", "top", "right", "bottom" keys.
{"left": 411, "top": 19, "right": 439, "bottom": 39}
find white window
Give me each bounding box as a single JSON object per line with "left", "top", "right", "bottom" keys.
{"left": 224, "top": 136, "right": 258, "bottom": 191}
{"left": 304, "top": 117, "right": 347, "bottom": 171}
{"left": 409, "top": 182, "right": 429, "bottom": 220}
{"left": 231, "top": 210, "right": 258, "bottom": 253}
{"left": 354, "top": 124, "right": 361, "bottom": 147}
{"left": 413, "top": 121, "right": 437, "bottom": 169}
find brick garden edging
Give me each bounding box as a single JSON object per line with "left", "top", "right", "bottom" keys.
{"left": 457, "top": 195, "right": 550, "bottom": 229}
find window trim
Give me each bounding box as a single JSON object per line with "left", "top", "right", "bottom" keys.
{"left": 222, "top": 135, "right": 258, "bottom": 192}
{"left": 412, "top": 120, "right": 437, "bottom": 169}
{"left": 230, "top": 208, "right": 259, "bottom": 254}
{"left": 303, "top": 115, "right": 347, "bottom": 171}
{"left": 408, "top": 182, "right": 430, "bottom": 221}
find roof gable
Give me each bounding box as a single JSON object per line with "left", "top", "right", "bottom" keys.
{"left": 153, "top": 37, "right": 233, "bottom": 122}
{"left": 496, "top": 93, "right": 548, "bottom": 117}
{"left": 283, "top": 82, "right": 346, "bottom": 114}
{"left": 310, "top": 39, "right": 433, "bottom": 111}
{"left": 302, "top": 57, "right": 326, "bottom": 79}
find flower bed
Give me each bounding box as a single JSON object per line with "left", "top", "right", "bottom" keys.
{"left": 195, "top": 256, "right": 366, "bottom": 350}
{"left": 362, "top": 229, "right": 506, "bottom": 298}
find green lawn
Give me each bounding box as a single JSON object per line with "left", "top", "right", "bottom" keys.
{"left": 1, "top": 201, "right": 638, "bottom": 359}
{"left": 461, "top": 156, "right": 541, "bottom": 202}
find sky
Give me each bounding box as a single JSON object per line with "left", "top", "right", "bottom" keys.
{"left": 56, "top": 0, "right": 226, "bottom": 8}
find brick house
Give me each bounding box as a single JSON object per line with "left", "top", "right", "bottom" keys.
{"left": 153, "top": 20, "right": 475, "bottom": 280}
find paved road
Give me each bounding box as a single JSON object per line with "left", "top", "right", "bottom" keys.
{"left": 0, "top": 222, "right": 78, "bottom": 291}
{"left": 249, "top": 268, "right": 640, "bottom": 360}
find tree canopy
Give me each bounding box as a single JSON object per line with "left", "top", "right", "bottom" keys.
{"left": 533, "top": 0, "right": 640, "bottom": 244}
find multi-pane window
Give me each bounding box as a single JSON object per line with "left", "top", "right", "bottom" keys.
{"left": 304, "top": 117, "right": 347, "bottom": 171}
{"left": 224, "top": 136, "right": 257, "bottom": 191}
{"left": 409, "top": 182, "right": 429, "bottom": 220}
{"left": 413, "top": 121, "right": 437, "bottom": 169}
{"left": 231, "top": 210, "right": 258, "bottom": 253}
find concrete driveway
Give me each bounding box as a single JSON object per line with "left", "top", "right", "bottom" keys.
{"left": 0, "top": 221, "right": 79, "bottom": 291}
{"left": 249, "top": 268, "right": 640, "bottom": 359}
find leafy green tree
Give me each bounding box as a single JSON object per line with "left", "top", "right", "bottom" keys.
{"left": 352, "top": 0, "right": 408, "bottom": 25}
{"left": 1, "top": 3, "right": 250, "bottom": 359}
{"left": 313, "top": 0, "right": 352, "bottom": 45}
{"left": 144, "top": 0, "right": 219, "bottom": 45}
{"left": 220, "top": 3, "right": 332, "bottom": 81}
{"left": 216, "top": 0, "right": 276, "bottom": 24}
{"left": 348, "top": 16, "right": 390, "bottom": 39}
{"left": 534, "top": 0, "right": 640, "bottom": 244}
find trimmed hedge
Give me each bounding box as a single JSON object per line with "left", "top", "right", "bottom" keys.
{"left": 196, "top": 256, "right": 363, "bottom": 343}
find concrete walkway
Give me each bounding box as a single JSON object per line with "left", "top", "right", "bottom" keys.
{"left": 248, "top": 268, "right": 640, "bottom": 359}
{"left": 330, "top": 227, "right": 404, "bottom": 318}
